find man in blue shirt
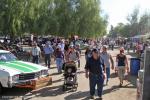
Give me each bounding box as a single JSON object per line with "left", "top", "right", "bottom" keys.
{"left": 85, "top": 49, "right": 106, "bottom": 100}
{"left": 43, "top": 42, "right": 54, "bottom": 69}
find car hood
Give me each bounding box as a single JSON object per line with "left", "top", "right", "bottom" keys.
{"left": 0, "top": 61, "right": 48, "bottom": 76}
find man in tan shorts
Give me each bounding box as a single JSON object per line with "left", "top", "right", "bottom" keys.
{"left": 116, "top": 47, "right": 129, "bottom": 87}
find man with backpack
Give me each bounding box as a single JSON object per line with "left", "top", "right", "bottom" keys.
{"left": 85, "top": 49, "right": 106, "bottom": 100}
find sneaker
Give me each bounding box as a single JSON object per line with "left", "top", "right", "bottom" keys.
{"left": 90, "top": 95, "right": 94, "bottom": 99}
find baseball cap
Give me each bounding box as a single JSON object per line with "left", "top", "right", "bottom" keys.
{"left": 92, "top": 48, "right": 99, "bottom": 53}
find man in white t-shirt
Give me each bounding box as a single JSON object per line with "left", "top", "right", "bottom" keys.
{"left": 100, "top": 45, "right": 114, "bottom": 85}
{"left": 31, "top": 43, "right": 41, "bottom": 64}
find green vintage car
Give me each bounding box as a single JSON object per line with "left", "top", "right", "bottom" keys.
{"left": 0, "top": 50, "right": 50, "bottom": 94}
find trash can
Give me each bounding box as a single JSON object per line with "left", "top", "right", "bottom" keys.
{"left": 130, "top": 58, "right": 140, "bottom": 75}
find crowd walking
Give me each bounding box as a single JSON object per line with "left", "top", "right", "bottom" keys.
{"left": 6, "top": 36, "right": 149, "bottom": 100}
{"left": 29, "top": 37, "right": 135, "bottom": 100}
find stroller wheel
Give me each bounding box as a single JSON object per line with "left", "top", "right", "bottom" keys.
{"left": 62, "top": 85, "right": 67, "bottom": 91}
{"left": 73, "top": 85, "right": 77, "bottom": 91}
{"left": 75, "top": 83, "right": 78, "bottom": 87}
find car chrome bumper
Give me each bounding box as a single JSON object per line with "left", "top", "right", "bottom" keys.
{"left": 8, "top": 75, "right": 52, "bottom": 89}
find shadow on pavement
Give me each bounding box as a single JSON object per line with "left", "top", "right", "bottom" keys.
{"left": 0, "top": 87, "right": 32, "bottom": 99}
{"left": 103, "top": 85, "right": 119, "bottom": 94}
{"left": 110, "top": 73, "right": 137, "bottom": 88}
{"left": 50, "top": 72, "right": 61, "bottom": 76}
{"left": 52, "top": 78, "right": 63, "bottom": 84}
{"left": 125, "top": 75, "right": 137, "bottom": 88}
{"left": 64, "top": 91, "right": 90, "bottom": 100}
{"left": 77, "top": 70, "right": 85, "bottom": 74}
{"left": 0, "top": 82, "right": 65, "bottom": 99}
{"left": 25, "top": 85, "right": 64, "bottom": 100}
{"left": 110, "top": 73, "right": 118, "bottom": 78}
{"left": 122, "top": 83, "right": 136, "bottom": 89}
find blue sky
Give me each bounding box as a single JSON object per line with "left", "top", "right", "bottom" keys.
{"left": 101, "top": 0, "right": 150, "bottom": 30}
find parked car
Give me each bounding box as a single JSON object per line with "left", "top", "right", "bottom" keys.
{"left": 0, "top": 50, "right": 50, "bottom": 94}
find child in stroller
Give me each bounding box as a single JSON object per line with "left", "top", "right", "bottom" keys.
{"left": 62, "top": 61, "right": 78, "bottom": 91}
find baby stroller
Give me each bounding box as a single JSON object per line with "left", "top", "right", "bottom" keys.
{"left": 62, "top": 61, "right": 78, "bottom": 91}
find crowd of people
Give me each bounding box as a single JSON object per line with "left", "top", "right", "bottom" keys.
{"left": 29, "top": 37, "right": 132, "bottom": 100}
{"left": 30, "top": 38, "right": 81, "bottom": 74}
{"left": 1, "top": 36, "right": 150, "bottom": 100}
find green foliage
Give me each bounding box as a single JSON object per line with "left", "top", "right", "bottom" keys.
{"left": 112, "top": 8, "right": 150, "bottom": 37}
{"left": 0, "top": 0, "right": 107, "bottom": 38}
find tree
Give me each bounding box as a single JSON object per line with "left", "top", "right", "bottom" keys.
{"left": 127, "top": 8, "right": 140, "bottom": 36}
{"left": 0, "top": 0, "right": 26, "bottom": 38}
{"left": 112, "top": 8, "right": 150, "bottom": 37}
{"left": 139, "top": 12, "right": 150, "bottom": 34}
{"left": 0, "top": 0, "right": 107, "bottom": 38}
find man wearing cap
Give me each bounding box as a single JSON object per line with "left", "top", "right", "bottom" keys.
{"left": 85, "top": 49, "right": 106, "bottom": 100}
{"left": 100, "top": 45, "right": 114, "bottom": 85}
{"left": 43, "top": 42, "right": 54, "bottom": 69}
{"left": 116, "top": 47, "right": 129, "bottom": 87}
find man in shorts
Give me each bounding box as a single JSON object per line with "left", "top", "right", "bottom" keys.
{"left": 116, "top": 47, "right": 129, "bottom": 87}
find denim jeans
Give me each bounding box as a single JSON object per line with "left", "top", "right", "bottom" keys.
{"left": 32, "top": 55, "right": 39, "bottom": 64}
{"left": 106, "top": 67, "right": 110, "bottom": 81}
{"left": 89, "top": 73, "right": 104, "bottom": 97}
{"left": 56, "top": 58, "right": 63, "bottom": 72}
{"left": 45, "top": 54, "right": 51, "bottom": 68}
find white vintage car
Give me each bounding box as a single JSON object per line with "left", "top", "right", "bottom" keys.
{"left": 0, "top": 50, "right": 50, "bottom": 94}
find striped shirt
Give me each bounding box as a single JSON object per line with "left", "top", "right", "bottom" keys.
{"left": 100, "top": 52, "right": 111, "bottom": 68}
{"left": 32, "top": 46, "right": 41, "bottom": 56}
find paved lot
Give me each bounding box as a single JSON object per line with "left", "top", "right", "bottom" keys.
{"left": 1, "top": 49, "right": 137, "bottom": 100}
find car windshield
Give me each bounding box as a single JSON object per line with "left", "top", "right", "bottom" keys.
{"left": 0, "top": 53, "right": 17, "bottom": 62}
